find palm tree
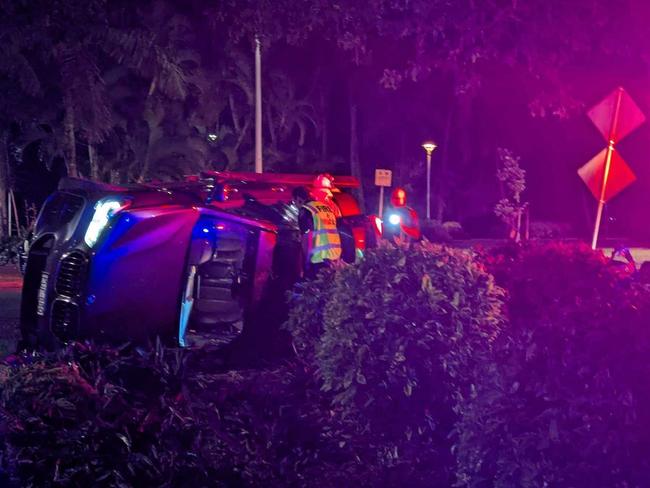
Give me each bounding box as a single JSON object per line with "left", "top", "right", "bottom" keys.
{"left": 55, "top": 42, "right": 113, "bottom": 178}
{"left": 265, "top": 70, "right": 318, "bottom": 169}
{"left": 103, "top": 2, "right": 195, "bottom": 181}
{"left": 218, "top": 48, "right": 256, "bottom": 169}
{"left": 0, "top": 0, "right": 193, "bottom": 182}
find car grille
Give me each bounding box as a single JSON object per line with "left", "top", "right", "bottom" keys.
{"left": 51, "top": 299, "right": 79, "bottom": 341}
{"left": 55, "top": 252, "right": 87, "bottom": 298}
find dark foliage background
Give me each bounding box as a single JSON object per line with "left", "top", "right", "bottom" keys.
{"left": 456, "top": 242, "right": 650, "bottom": 487}
{"left": 0, "top": 235, "right": 22, "bottom": 264}
{"left": 4, "top": 0, "right": 650, "bottom": 240}
{"left": 0, "top": 342, "right": 220, "bottom": 487}
{"left": 5, "top": 242, "right": 650, "bottom": 487}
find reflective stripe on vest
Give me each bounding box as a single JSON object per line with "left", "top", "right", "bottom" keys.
{"left": 304, "top": 202, "right": 342, "bottom": 263}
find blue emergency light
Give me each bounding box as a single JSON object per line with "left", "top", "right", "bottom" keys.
{"left": 388, "top": 213, "right": 401, "bottom": 226}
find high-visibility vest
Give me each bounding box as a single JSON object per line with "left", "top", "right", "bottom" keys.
{"left": 303, "top": 201, "right": 342, "bottom": 263}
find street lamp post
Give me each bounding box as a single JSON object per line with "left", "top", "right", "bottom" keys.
{"left": 254, "top": 36, "right": 263, "bottom": 173}
{"left": 422, "top": 141, "right": 437, "bottom": 221}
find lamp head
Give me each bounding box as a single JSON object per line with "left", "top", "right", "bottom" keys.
{"left": 422, "top": 141, "right": 437, "bottom": 154}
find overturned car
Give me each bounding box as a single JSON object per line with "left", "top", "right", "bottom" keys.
{"left": 20, "top": 171, "right": 376, "bottom": 349}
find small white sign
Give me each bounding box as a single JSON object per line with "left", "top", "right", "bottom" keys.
{"left": 37, "top": 272, "right": 49, "bottom": 316}
{"left": 375, "top": 169, "right": 392, "bottom": 187}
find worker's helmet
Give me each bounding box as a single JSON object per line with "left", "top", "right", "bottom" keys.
{"left": 391, "top": 187, "right": 407, "bottom": 207}
{"left": 313, "top": 173, "right": 334, "bottom": 190}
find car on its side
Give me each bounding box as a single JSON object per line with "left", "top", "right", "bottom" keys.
{"left": 19, "top": 171, "right": 377, "bottom": 349}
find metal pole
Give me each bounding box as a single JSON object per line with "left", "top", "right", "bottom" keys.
{"left": 378, "top": 186, "right": 385, "bottom": 218}
{"left": 11, "top": 191, "right": 20, "bottom": 237}
{"left": 254, "top": 36, "right": 263, "bottom": 173}
{"left": 426, "top": 152, "right": 431, "bottom": 220}
{"left": 591, "top": 141, "right": 614, "bottom": 249}
{"left": 7, "top": 191, "right": 11, "bottom": 237}
{"left": 591, "top": 88, "right": 623, "bottom": 249}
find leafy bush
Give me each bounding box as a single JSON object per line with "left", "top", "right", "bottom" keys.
{"left": 456, "top": 242, "right": 650, "bottom": 487}
{"left": 0, "top": 340, "right": 373, "bottom": 488}
{"left": 420, "top": 220, "right": 464, "bottom": 242}
{"left": 0, "top": 342, "right": 220, "bottom": 487}
{"left": 0, "top": 235, "right": 23, "bottom": 266}
{"left": 186, "top": 352, "right": 368, "bottom": 488}
{"left": 285, "top": 266, "right": 337, "bottom": 364}
{"left": 286, "top": 242, "right": 505, "bottom": 486}
{"left": 528, "top": 220, "right": 573, "bottom": 239}
{"left": 11, "top": 240, "right": 650, "bottom": 487}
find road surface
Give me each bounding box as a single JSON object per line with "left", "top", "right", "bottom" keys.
{"left": 0, "top": 266, "right": 21, "bottom": 356}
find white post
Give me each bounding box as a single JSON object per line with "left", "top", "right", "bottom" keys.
{"left": 422, "top": 142, "right": 436, "bottom": 222}
{"left": 7, "top": 191, "right": 11, "bottom": 237}
{"left": 378, "top": 186, "right": 385, "bottom": 218}
{"left": 591, "top": 88, "right": 623, "bottom": 250}
{"left": 254, "top": 36, "right": 263, "bottom": 173}
{"left": 591, "top": 141, "right": 615, "bottom": 249}
{"left": 426, "top": 152, "right": 431, "bottom": 220}
{"left": 8, "top": 190, "right": 20, "bottom": 237}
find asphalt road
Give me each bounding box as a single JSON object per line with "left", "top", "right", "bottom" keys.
{"left": 0, "top": 267, "right": 22, "bottom": 356}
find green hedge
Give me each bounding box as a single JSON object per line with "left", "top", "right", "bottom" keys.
{"left": 0, "top": 342, "right": 371, "bottom": 488}
{"left": 6, "top": 241, "right": 650, "bottom": 487}
{"left": 0, "top": 342, "right": 220, "bottom": 487}
{"left": 286, "top": 242, "right": 505, "bottom": 485}
{"left": 456, "top": 242, "right": 650, "bottom": 487}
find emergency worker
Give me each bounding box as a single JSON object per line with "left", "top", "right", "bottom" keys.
{"left": 293, "top": 181, "right": 342, "bottom": 278}
{"left": 383, "top": 187, "right": 421, "bottom": 241}
{"left": 311, "top": 173, "right": 342, "bottom": 218}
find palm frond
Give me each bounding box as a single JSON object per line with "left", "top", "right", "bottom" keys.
{"left": 102, "top": 28, "right": 156, "bottom": 76}
{"left": 58, "top": 44, "right": 112, "bottom": 144}
{"left": 102, "top": 28, "right": 188, "bottom": 100}
{"left": 154, "top": 47, "right": 187, "bottom": 100}
{"left": 149, "top": 135, "right": 208, "bottom": 167}
{"left": 0, "top": 42, "right": 41, "bottom": 97}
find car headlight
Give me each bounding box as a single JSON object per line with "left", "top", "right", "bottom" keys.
{"left": 84, "top": 198, "right": 131, "bottom": 247}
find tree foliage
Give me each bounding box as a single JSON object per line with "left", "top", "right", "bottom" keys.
{"left": 456, "top": 242, "right": 650, "bottom": 487}
{"left": 0, "top": 341, "right": 219, "bottom": 487}
{"left": 2, "top": 0, "right": 649, "bottom": 232}
{"left": 494, "top": 148, "right": 527, "bottom": 241}
{"left": 5, "top": 243, "right": 650, "bottom": 485}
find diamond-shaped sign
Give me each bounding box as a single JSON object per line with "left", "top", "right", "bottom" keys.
{"left": 578, "top": 148, "right": 636, "bottom": 202}
{"left": 588, "top": 87, "right": 645, "bottom": 143}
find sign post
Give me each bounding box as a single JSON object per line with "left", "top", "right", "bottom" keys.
{"left": 578, "top": 87, "right": 645, "bottom": 249}
{"left": 591, "top": 89, "right": 622, "bottom": 249}
{"left": 374, "top": 169, "right": 392, "bottom": 217}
